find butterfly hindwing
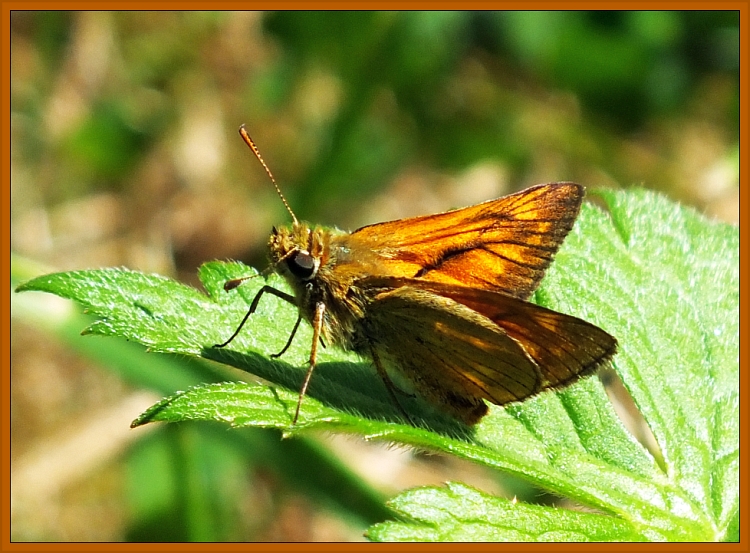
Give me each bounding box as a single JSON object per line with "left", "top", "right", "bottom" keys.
{"left": 359, "top": 277, "right": 617, "bottom": 417}
{"left": 361, "top": 285, "right": 543, "bottom": 424}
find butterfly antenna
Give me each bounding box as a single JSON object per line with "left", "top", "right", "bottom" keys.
{"left": 239, "top": 125, "right": 298, "bottom": 225}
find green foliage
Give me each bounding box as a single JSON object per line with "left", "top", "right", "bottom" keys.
{"left": 16, "top": 188, "right": 738, "bottom": 542}
{"left": 11, "top": 260, "right": 392, "bottom": 541}
{"left": 368, "top": 482, "right": 647, "bottom": 541}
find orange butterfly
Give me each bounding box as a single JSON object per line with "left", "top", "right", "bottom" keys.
{"left": 217, "top": 126, "right": 617, "bottom": 425}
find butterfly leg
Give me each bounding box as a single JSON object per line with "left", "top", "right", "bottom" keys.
{"left": 215, "top": 285, "right": 296, "bottom": 348}
{"left": 369, "top": 344, "right": 416, "bottom": 426}
{"left": 271, "top": 312, "right": 302, "bottom": 358}
{"left": 270, "top": 313, "right": 326, "bottom": 358}
{"left": 293, "top": 301, "right": 326, "bottom": 424}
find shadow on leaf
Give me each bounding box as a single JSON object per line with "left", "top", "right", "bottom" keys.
{"left": 201, "top": 345, "right": 476, "bottom": 440}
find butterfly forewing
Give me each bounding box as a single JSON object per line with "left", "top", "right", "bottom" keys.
{"left": 349, "top": 182, "right": 584, "bottom": 300}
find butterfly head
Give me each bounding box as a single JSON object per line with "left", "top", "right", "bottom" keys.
{"left": 269, "top": 222, "right": 321, "bottom": 284}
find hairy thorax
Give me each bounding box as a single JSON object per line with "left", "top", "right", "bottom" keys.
{"left": 268, "top": 222, "right": 382, "bottom": 349}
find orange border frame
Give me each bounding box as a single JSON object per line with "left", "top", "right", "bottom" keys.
{"left": 2, "top": 3, "right": 747, "bottom": 552}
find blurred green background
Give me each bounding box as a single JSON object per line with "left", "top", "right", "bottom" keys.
{"left": 10, "top": 11, "right": 739, "bottom": 542}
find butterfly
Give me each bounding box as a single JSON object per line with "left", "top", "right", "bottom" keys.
{"left": 217, "top": 126, "right": 618, "bottom": 425}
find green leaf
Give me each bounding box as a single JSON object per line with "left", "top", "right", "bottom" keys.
{"left": 367, "top": 482, "right": 649, "bottom": 541}
{"left": 10, "top": 255, "right": 392, "bottom": 531}
{"left": 15, "top": 187, "right": 738, "bottom": 542}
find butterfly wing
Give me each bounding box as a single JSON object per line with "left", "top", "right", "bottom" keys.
{"left": 361, "top": 286, "right": 542, "bottom": 424}
{"left": 417, "top": 280, "right": 619, "bottom": 389}
{"left": 360, "top": 278, "right": 617, "bottom": 423}
{"left": 348, "top": 182, "right": 584, "bottom": 300}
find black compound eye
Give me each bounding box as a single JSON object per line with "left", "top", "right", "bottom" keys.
{"left": 287, "top": 251, "right": 317, "bottom": 280}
